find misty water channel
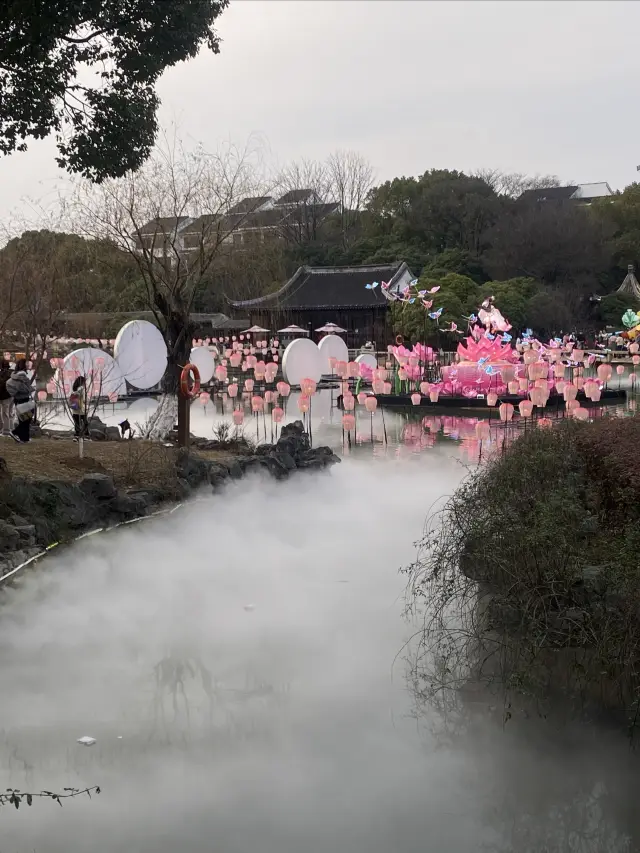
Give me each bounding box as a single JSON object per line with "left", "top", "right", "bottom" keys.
{"left": 2, "top": 394, "right": 640, "bottom": 851}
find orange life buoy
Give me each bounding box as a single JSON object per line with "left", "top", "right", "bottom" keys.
{"left": 180, "top": 363, "right": 201, "bottom": 398}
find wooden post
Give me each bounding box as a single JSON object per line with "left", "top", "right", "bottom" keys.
{"left": 177, "top": 393, "right": 190, "bottom": 448}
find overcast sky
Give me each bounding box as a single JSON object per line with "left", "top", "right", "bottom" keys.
{"left": 2, "top": 0, "right": 639, "bottom": 225}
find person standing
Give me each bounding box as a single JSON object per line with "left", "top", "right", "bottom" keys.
{"left": 69, "top": 375, "right": 89, "bottom": 440}
{"left": 0, "top": 360, "right": 13, "bottom": 437}
{"left": 6, "top": 359, "right": 34, "bottom": 444}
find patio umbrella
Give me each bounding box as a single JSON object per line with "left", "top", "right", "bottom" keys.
{"left": 315, "top": 322, "right": 347, "bottom": 334}
{"left": 277, "top": 324, "right": 309, "bottom": 336}
{"left": 241, "top": 325, "right": 270, "bottom": 334}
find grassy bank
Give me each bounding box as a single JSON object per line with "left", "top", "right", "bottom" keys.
{"left": 408, "top": 415, "right": 640, "bottom": 730}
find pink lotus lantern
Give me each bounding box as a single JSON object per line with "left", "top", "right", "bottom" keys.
{"left": 343, "top": 393, "right": 355, "bottom": 411}
{"left": 556, "top": 380, "right": 566, "bottom": 395}
{"left": 251, "top": 395, "right": 264, "bottom": 413}
{"left": 499, "top": 402, "right": 514, "bottom": 422}
{"left": 263, "top": 390, "right": 275, "bottom": 404}
{"left": 233, "top": 410, "right": 244, "bottom": 426}
{"left": 410, "top": 393, "right": 421, "bottom": 406}
{"left": 244, "top": 378, "right": 254, "bottom": 392}
{"left": 228, "top": 383, "right": 239, "bottom": 398}
{"left": 420, "top": 382, "right": 430, "bottom": 396}
{"left": 328, "top": 356, "right": 337, "bottom": 371}
{"left": 563, "top": 383, "right": 578, "bottom": 402}
{"left": 372, "top": 380, "right": 385, "bottom": 394}
{"left": 215, "top": 365, "right": 228, "bottom": 381}
{"left": 297, "top": 395, "right": 310, "bottom": 413}
{"left": 523, "top": 349, "right": 538, "bottom": 365}
{"left": 277, "top": 381, "right": 291, "bottom": 397}
{"left": 566, "top": 399, "right": 580, "bottom": 412}
{"left": 530, "top": 387, "right": 546, "bottom": 407}
{"left": 429, "top": 389, "right": 440, "bottom": 403}
{"left": 273, "top": 355, "right": 279, "bottom": 363}
{"left": 347, "top": 361, "right": 360, "bottom": 378}
{"left": 576, "top": 376, "right": 585, "bottom": 390}
{"left": 553, "top": 363, "right": 566, "bottom": 379}
{"left": 198, "top": 391, "right": 211, "bottom": 406}
{"left": 383, "top": 382, "right": 392, "bottom": 394}
{"left": 597, "top": 364, "right": 612, "bottom": 382}
{"left": 241, "top": 361, "right": 248, "bottom": 371}
{"left": 475, "top": 421, "right": 491, "bottom": 440}
{"left": 616, "top": 365, "right": 625, "bottom": 376}
{"left": 336, "top": 361, "right": 348, "bottom": 379}
{"left": 518, "top": 400, "right": 533, "bottom": 417}
{"left": 357, "top": 391, "right": 368, "bottom": 405}
{"left": 230, "top": 353, "right": 242, "bottom": 368}
{"left": 508, "top": 380, "right": 519, "bottom": 395}
{"left": 590, "top": 387, "right": 602, "bottom": 402}
{"left": 342, "top": 414, "right": 356, "bottom": 431}
{"left": 365, "top": 397, "right": 378, "bottom": 413}
{"left": 518, "top": 378, "right": 528, "bottom": 391}
{"left": 300, "top": 378, "right": 317, "bottom": 396}
{"left": 487, "top": 392, "right": 498, "bottom": 407}
{"left": 37, "top": 390, "right": 48, "bottom": 402}
{"left": 630, "top": 343, "right": 639, "bottom": 354}
{"left": 272, "top": 406, "right": 284, "bottom": 423}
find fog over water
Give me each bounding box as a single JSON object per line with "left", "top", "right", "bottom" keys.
{"left": 0, "top": 448, "right": 638, "bottom": 851}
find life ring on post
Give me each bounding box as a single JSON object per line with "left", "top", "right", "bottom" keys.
{"left": 180, "top": 363, "right": 201, "bottom": 399}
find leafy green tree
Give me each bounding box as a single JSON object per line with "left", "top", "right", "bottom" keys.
{"left": 0, "top": 1, "right": 228, "bottom": 180}
{"left": 599, "top": 292, "right": 639, "bottom": 328}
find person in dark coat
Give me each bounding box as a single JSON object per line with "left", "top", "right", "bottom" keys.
{"left": 0, "top": 359, "right": 13, "bottom": 437}
{"left": 6, "top": 359, "right": 34, "bottom": 444}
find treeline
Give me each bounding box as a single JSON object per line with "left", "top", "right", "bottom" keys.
{"left": 2, "top": 163, "right": 640, "bottom": 343}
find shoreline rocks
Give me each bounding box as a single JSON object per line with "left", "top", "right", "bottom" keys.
{"left": 0, "top": 422, "right": 339, "bottom": 581}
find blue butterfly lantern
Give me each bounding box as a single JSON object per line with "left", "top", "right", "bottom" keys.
{"left": 365, "top": 281, "right": 379, "bottom": 290}
{"left": 428, "top": 308, "right": 443, "bottom": 320}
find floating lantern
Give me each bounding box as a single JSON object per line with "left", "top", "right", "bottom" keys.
{"left": 251, "top": 395, "right": 264, "bottom": 413}
{"left": 297, "top": 396, "right": 310, "bottom": 414}
{"left": 553, "top": 363, "right": 566, "bottom": 378}
{"left": 518, "top": 400, "right": 533, "bottom": 417}
{"left": 597, "top": 363, "right": 612, "bottom": 382}
{"left": 343, "top": 393, "right": 355, "bottom": 411}
{"left": 429, "top": 389, "right": 440, "bottom": 403}
{"left": 630, "top": 343, "right": 639, "bottom": 354}
{"left": 198, "top": 391, "right": 211, "bottom": 406}
{"left": 372, "top": 380, "right": 385, "bottom": 394}
{"left": 232, "top": 410, "right": 244, "bottom": 426}
{"left": 616, "top": 365, "right": 625, "bottom": 376}
{"left": 487, "top": 392, "right": 498, "bottom": 407}
{"left": 347, "top": 362, "right": 360, "bottom": 378}
{"left": 383, "top": 381, "right": 392, "bottom": 394}
{"left": 365, "top": 397, "right": 378, "bottom": 413}
{"left": 499, "top": 402, "right": 514, "bottom": 422}
{"left": 264, "top": 390, "right": 275, "bottom": 404}
{"left": 563, "top": 383, "right": 577, "bottom": 402}
{"left": 277, "top": 381, "right": 291, "bottom": 397}
{"left": 215, "top": 365, "right": 227, "bottom": 381}
{"left": 336, "top": 361, "right": 348, "bottom": 378}
{"left": 227, "top": 383, "right": 239, "bottom": 398}
{"left": 342, "top": 414, "right": 356, "bottom": 431}
{"left": 272, "top": 406, "right": 284, "bottom": 423}
{"left": 357, "top": 391, "right": 368, "bottom": 405}
{"left": 301, "top": 377, "right": 317, "bottom": 396}
{"left": 244, "top": 378, "right": 254, "bottom": 392}
{"left": 508, "top": 380, "right": 519, "bottom": 395}
{"left": 410, "top": 393, "right": 421, "bottom": 406}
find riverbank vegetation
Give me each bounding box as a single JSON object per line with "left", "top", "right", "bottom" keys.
{"left": 406, "top": 415, "right": 640, "bottom": 732}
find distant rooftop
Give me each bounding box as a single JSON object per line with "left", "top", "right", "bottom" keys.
{"left": 519, "top": 182, "right": 613, "bottom": 203}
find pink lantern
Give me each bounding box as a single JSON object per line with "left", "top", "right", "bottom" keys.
{"left": 429, "top": 389, "right": 440, "bottom": 403}
{"left": 573, "top": 350, "right": 584, "bottom": 362}
{"left": 410, "top": 393, "right": 421, "bottom": 406}
{"left": 630, "top": 343, "right": 639, "bottom": 354}
{"left": 365, "top": 397, "right": 378, "bottom": 413}
{"left": 566, "top": 398, "right": 580, "bottom": 412}
{"left": 572, "top": 407, "right": 589, "bottom": 421}
{"left": 597, "top": 363, "right": 613, "bottom": 382}
{"left": 233, "top": 410, "right": 244, "bottom": 426}
{"left": 553, "top": 363, "right": 566, "bottom": 378}
{"left": 328, "top": 357, "right": 337, "bottom": 370}
{"left": 198, "top": 391, "right": 211, "bottom": 406}
{"left": 272, "top": 406, "right": 284, "bottom": 423}
{"left": 215, "top": 365, "right": 227, "bottom": 381}
{"left": 300, "top": 377, "right": 317, "bottom": 396}
{"left": 228, "top": 383, "right": 239, "bottom": 398}
{"left": 508, "top": 380, "right": 519, "bottom": 395}
{"left": 523, "top": 350, "right": 538, "bottom": 365}
{"left": 244, "top": 378, "right": 254, "bottom": 392}
{"left": 375, "top": 368, "right": 388, "bottom": 381}
{"left": 264, "top": 390, "right": 275, "bottom": 404}
{"left": 372, "top": 380, "right": 385, "bottom": 394}
{"left": 383, "top": 382, "right": 392, "bottom": 394}
{"left": 501, "top": 365, "right": 516, "bottom": 383}
{"left": 297, "top": 395, "right": 310, "bottom": 414}
{"left": 335, "top": 361, "right": 348, "bottom": 379}
{"left": 616, "top": 365, "right": 625, "bottom": 376}
{"left": 633, "top": 356, "right": 640, "bottom": 366}
{"left": 563, "top": 383, "right": 578, "bottom": 402}
{"left": 343, "top": 393, "right": 355, "bottom": 411}
{"left": 518, "top": 400, "right": 534, "bottom": 417}
{"left": 342, "top": 413, "right": 356, "bottom": 431}
{"left": 487, "top": 392, "right": 498, "bottom": 407}
{"left": 499, "top": 402, "right": 514, "bottom": 422}
{"left": 518, "top": 378, "right": 528, "bottom": 391}
{"left": 475, "top": 421, "right": 490, "bottom": 440}
{"left": 37, "top": 390, "right": 48, "bottom": 402}
{"left": 530, "top": 387, "right": 546, "bottom": 407}
{"left": 277, "top": 381, "right": 291, "bottom": 397}
{"left": 590, "top": 387, "right": 602, "bottom": 402}
{"left": 347, "top": 361, "right": 360, "bottom": 378}
{"left": 575, "top": 376, "right": 585, "bottom": 390}
{"left": 630, "top": 372, "right": 637, "bottom": 383}
{"left": 251, "top": 395, "right": 264, "bottom": 413}
{"left": 273, "top": 355, "right": 279, "bottom": 363}
{"left": 420, "top": 382, "right": 430, "bottom": 396}
{"left": 230, "top": 353, "right": 242, "bottom": 368}
{"left": 357, "top": 391, "right": 368, "bottom": 405}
